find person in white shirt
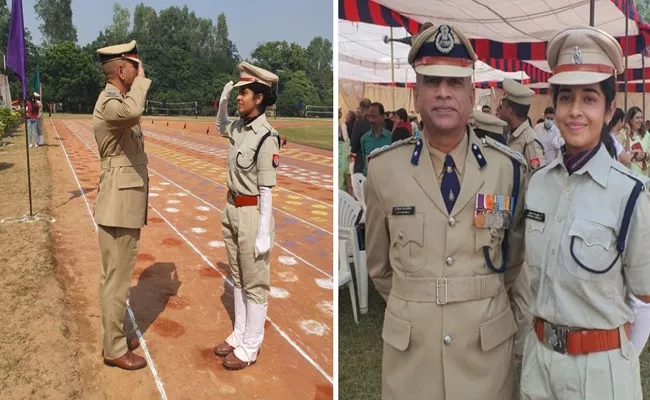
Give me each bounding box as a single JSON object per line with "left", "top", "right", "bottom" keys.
{"left": 607, "top": 107, "right": 633, "bottom": 167}
{"left": 534, "top": 106, "right": 564, "bottom": 163}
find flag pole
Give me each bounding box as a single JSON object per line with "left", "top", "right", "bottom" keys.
{"left": 23, "top": 94, "right": 33, "bottom": 217}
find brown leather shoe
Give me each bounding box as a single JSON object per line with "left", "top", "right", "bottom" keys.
{"left": 128, "top": 337, "right": 140, "bottom": 351}
{"left": 213, "top": 341, "right": 235, "bottom": 358}
{"left": 223, "top": 352, "right": 256, "bottom": 370}
{"left": 104, "top": 351, "right": 147, "bottom": 370}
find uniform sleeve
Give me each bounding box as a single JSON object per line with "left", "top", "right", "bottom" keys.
{"left": 365, "top": 161, "right": 392, "bottom": 301}
{"left": 102, "top": 77, "right": 151, "bottom": 130}
{"left": 525, "top": 137, "right": 546, "bottom": 170}
{"left": 623, "top": 188, "right": 650, "bottom": 296}
{"left": 256, "top": 133, "right": 280, "bottom": 187}
{"left": 504, "top": 162, "right": 527, "bottom": 291}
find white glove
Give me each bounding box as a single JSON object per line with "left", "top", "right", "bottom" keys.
{"left": 254, "top": 186, "right": 273, "bottom": 258}
{"left": 628, "top": 292, "right": 650, "bottom": 355}
{"left": 216, "top": 81, "right": 234, "bottom": 136}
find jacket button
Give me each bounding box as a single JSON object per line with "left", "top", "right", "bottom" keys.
{"left": 446, "top": 256, "right": 454, "bottom": 266}
{"left": 444, "top": 335, "right": 453, "bottom": 345}
{"left": 398, "top": 231, "right": 404, "bottom": 239}
{"left": 448, "top": 217, "right": 456, "bottom": 226}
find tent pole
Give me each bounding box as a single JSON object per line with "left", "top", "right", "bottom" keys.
{"left": 390, "top": 27, "right": 395, "bottom": 111}
{"left": 625, "top": 0, "right": 629, "bottom": 112}
{"left": 641, "top": 53, "right": 646, "bottom": 120}
{"left": 590, "top": 0, "right": 595, "bottom": 26}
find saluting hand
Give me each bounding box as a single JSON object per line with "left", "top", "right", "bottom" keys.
{"left": 220, "top": 81, "right": 234, "bottom": 103}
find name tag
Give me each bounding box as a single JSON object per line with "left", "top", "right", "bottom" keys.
{"left": 524, "top": 209, "right": 545, "bottom": 222}
{"left": 392, "top": 206, "right": 415, "bottom": 215}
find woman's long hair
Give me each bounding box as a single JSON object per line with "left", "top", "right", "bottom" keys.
{"left": 551, "top": 76, "right": 617, "bottom": 159}
{"left": 625, "top": 106, "right": 646, "bottom": 139}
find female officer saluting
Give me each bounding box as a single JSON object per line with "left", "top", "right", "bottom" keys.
{"left": 213, "top": 62, "right": 280, "bottom": 371}
{"left": 520, "top": 27, "right": 650, "bottom": 400}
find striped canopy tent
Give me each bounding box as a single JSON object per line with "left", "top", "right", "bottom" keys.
{"left": 339, "top": 0, "right": 650, "bottom": 118}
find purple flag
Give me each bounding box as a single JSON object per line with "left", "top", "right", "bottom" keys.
{"left": 7, "top": 0, "right": 26, "bottom": 100}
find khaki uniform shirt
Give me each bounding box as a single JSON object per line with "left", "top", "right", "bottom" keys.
{"left": 223, "top": 114, "right": 280, "bottom": 194}
{"left": 509, "top": 120, "right": 545, "bottom": 171}
{"left": 526, "top": 144, "right": 650, "bottom": 329}
{"left": 365, "top": 128, "right": 527, "bottom": 400}
{"left": 93, "top": 77, "right": 151, "bottom": 229}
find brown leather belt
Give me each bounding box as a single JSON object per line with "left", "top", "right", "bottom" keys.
{"left": 227, "top": 190, "right": 258, "bottom": 207}
{"left": 534, "top": 317, "right": 631, "bottom": 355}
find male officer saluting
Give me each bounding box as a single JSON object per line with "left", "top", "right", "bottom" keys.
{"left": 93, "top": 40, "right": 151, "bottom": 370}
{"left": 365, "top": 24, "right": 527, "bottom": 399}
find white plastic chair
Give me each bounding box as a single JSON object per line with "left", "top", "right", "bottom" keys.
{"left": 339, "top": 240, "right": 358, "bottom": 324}
{"left": 338, "top": 190, "right": 369, "bottom": 314}
{"left": 351, "top": 173, "right": 366, "bottom": 204}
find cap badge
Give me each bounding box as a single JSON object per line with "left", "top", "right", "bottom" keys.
{"left": 435, "top": 25, "right": 455, "bottom": 54}
{"left": 572, "top": 46, "right": 582, "bottom": 65}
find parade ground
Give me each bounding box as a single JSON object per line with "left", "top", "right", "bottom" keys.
{"left": 0, "top": 115, "right": 334, "bottom": 399}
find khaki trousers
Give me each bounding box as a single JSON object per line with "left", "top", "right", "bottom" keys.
{"left": 520, "top": 328, "right": 642, "bottom": 400}
{"left": 221, "top": 203, "right": 274, "bottom": 304}
{"left": 98, "top": 224, "right": 140, "bottom": 359}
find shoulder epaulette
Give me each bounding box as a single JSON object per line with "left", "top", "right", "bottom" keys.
{"left": 481, "top": 136, "right": 527, "bottom": 166}
{"left": 611, "top": 164, "right": 650, "bottom": 190}
{"left": 368, "top": 136, "right": 417, "bottom": 160}
{"left": 105, "top": 89, "right": 120, "bottom": 98}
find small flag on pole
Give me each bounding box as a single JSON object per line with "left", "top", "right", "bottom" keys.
{"left": 7, "top": 0, "right": 26, "bottom": 99}
{"left": 206, "top": 127, "right": 209, "bottom": 135}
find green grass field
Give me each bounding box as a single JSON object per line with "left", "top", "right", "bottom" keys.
{"left": 339, "top": 283, "right": 650, "bottom": 399}
{"left": 48, "top": 114, "right": 334, "bottom": 151}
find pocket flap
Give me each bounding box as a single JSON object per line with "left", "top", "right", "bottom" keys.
{"left": 568, "top": 219, "right": 614, "bottom": 250}
{"left": 117, "top": 172, "right": 145, "bottom": 189}
{"left": 382, "top": 309, "right": 411, "bottom": 351}
{"left": 479, "top": 306, "right": 517, "bottom": 352}
{"left": 388, "top": 214, "right": 424, "bottom": 247}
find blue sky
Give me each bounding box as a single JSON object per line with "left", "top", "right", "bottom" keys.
{"left": 17, "top": 0, "right": 333, "bottom": 57}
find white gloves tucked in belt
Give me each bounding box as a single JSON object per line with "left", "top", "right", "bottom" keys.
{"left": 628, "top": 292, "right": 650, "bottom": 355}
{"left": 254, "top": 186, "right": 272, "bottom": 258}
{"left": 216, "top": 81, "right": 233, "bottom": 136}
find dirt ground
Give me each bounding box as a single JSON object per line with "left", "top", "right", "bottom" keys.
{"left": 0, "top": 130, "right": 83, "bottom": 399}
{"left": 0, "top": 115, "right": 334, "bottom": 399}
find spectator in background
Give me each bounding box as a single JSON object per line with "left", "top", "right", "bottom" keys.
{"left": 409, "top": 112, "right": 420, "bottom": 137}
{"left": 356, "top": 102, "right": 391, "bottom": 176}
{"left": 339, "top": 108, "right": 350, "bottom": 145}
{"left": 536, "top": 118, "right": 544, "bottom": 125}
{"left": 384, "top": 111, "right": 394, "bottom": 132}
{"left": 35, "top": 93, "right": 44, "bottom": 146}
{"left": 534, "top": 106, "right": 563, "bottom": 163}
{"left": 392, "top": 108, "right": 412, "bottom": 133}
{"left": 620, "top": 106, "right": 650, "bottom": 176}
{"left": 645, "top": 119, "right": 650, "bottom": 133}
{"left": 26, "top": 95, "right": 40, "bottom": 148}
{"left": 355, "top": 107, "right": 363, "bottom": 120}
{"left": 339, "top": 127, "right": 354, "bottom": 196}
{"left": 481, "top": 104, "right": 491, "bottom": 114}
{"left": 345, "top": 110, "right": 356, "bottom": 139}
{"left": 607, "top": 107, "right": 633, "bottom": 167}
{"left": 350, "top": 98, "right": 372, "bottom": 162}
{"left": 391, "top": 126, "right": 411, "bottom": 143}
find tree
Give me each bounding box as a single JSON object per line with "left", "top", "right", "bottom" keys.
{"left": 41, "top": 42, "right": 101, "bottom": 112}
{"left": 34, "top": 0, "right": 77, "bottom": 44}
{"left": 305, "top": 37, "right": 333, "bottom": 106}
{"left": 105, "top": 3, "right": 131, "bottom": 44}
{"left": 276, "top": 71, "right": 320, "bottom": 117}
{"left": 638, "top": 0, "right": 650, "bottom": 23}
{"left": 251, "top": 41, "right": 308, "bottom": 74}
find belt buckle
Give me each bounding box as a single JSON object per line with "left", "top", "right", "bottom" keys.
{"left": 436, "top": 278, "right": 448, "bottom": 305}
{"left": 546, "top": 324, "right": 569, "bottom": 354}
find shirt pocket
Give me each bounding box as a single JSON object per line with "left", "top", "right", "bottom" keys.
{"left": 235, "top": 144, "right": 257, "bottom": 170}
{"left": 525, "top": 214, "right": 546, "bottom": 268}
{"left": 474, "top": 227, "right": 506, "bottom": 274}
{"left": 388, "top": 214, "right": 425, "bottom": 274}
{"left": 566, "top": 218, "right": 619, "bottom": 281}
